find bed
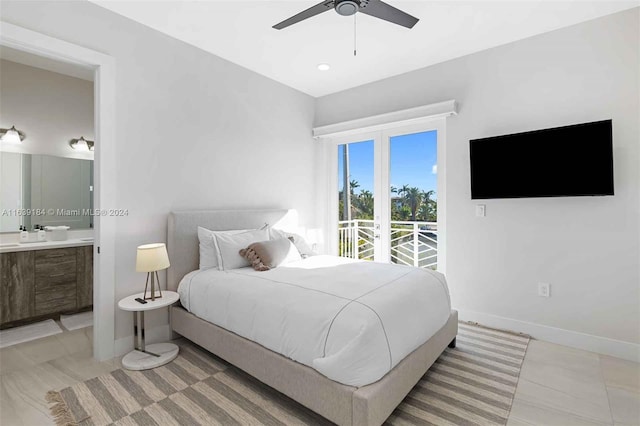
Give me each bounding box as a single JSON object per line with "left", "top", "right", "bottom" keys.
{"left": 167, "top": 209, "right": 458, "bottom": 426}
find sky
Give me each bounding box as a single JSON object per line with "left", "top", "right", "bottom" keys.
{"left": 338, "top": 130, "right": 438, "bottom": 199}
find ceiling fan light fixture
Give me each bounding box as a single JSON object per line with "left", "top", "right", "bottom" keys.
{"left": 335, "top": 0, "right": 359, "bottom": 16}
{"left": 317, "top": 63, "right": 331, "bottom": 71}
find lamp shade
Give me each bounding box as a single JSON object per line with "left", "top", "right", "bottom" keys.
{"left": 136, "top": 243, "right": 170, "bottom": 272}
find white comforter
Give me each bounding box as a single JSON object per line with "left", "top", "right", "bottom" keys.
{"left": 178, "top": 255, "right": 451, "bottom": 387}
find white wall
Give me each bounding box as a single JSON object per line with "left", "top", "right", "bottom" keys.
{"left": 316, "top": 9, "right": 640, "bottom": 356}
{"left": 1, "top": 1, "right": 318, "bottom": 347}
{"left": 0, "top": 59, "right": 94, "bottom": 160}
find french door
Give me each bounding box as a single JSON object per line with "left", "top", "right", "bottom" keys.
{"left": 331, "top": 121, "right": 446, "bottom": 272}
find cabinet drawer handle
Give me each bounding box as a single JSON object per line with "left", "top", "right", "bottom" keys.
{"left": 49, "top": 273, "right": 65, "bottom": 277}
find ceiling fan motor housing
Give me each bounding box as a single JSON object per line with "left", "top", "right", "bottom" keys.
{"left": 335, "top": 0, "right": 368, "bottom": 16}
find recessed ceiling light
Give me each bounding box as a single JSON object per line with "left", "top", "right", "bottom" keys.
{"left": 317, "top": 63, "right": 331, "bottom": 71}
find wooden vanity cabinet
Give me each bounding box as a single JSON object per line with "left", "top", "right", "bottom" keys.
{"left": 35, "top": 248, "right": 78, "bottom": 316}
{"left": 0, "top": 245, "right": 93, "bottom": 328}
{"left": 76, "top": 246, "right": 93, "bottom": 309}
{"left": 0, "top": 251, "right": 35, "bottom": 323}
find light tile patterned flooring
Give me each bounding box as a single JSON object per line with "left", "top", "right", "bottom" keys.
{"left": 507, "top": 340, "right": 639, "bottom": 426}
{"left": 0, "top": 327, "right": 638, "bottom": 426}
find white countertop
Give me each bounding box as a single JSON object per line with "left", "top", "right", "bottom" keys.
{"left": 0, "top": 238, "right": 94, "bottom": 253}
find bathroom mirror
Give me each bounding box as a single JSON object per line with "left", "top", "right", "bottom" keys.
{"left": 0, "top": 153, "right": 93, "bottom": 233}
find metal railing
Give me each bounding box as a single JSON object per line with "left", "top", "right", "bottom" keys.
{"left": 338, "top": 220, "right": 437, "bottom": 269}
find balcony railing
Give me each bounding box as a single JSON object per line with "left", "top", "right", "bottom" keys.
{"left": 338, "top": 220, "right": 438, "bottom": 269}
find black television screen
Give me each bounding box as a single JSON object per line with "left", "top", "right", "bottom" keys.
{"left": 470, "top": 120, "right": 614, "bottom": 199}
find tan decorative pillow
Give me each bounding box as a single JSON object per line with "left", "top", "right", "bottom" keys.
{"left": 239, "top": 246, "right": 270, "bottom": 271}
{"left": 239, "top": 237, "right": 301, "bottom": 271}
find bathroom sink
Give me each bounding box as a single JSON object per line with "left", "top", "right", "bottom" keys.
{"left": 80, "top": 238, "right": 94, "bottom": 242}
{"left": 0, "top": 244, "right": 19, "bottom": 248}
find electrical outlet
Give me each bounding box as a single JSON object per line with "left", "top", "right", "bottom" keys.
{"left": 538, "top": 282, "right": 550, "bottom": 298}
{"left": 476, "top": 204, "right": 486, "bottom": 217}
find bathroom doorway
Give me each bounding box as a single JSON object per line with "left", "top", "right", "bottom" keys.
{"left": 0, "top": 49, "right": 96, "bottom": 352}
{"left": 0, "top": 23, "right": 117, "bottom": 361}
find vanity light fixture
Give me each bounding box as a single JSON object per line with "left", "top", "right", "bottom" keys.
{"left": 0, "top": 126, "right": 26, "bottom": 144}
{"left": 69, "top": 136, "right": 94, "bottom": 152}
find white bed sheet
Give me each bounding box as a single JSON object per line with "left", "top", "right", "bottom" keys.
{"left": 178, "top": 255, "right": 451, "bottom": 387}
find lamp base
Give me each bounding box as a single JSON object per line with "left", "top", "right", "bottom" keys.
{"left": 143, "top": 271, "right": 163, "bottom": 301}
{"left": 143, "top": 294, "right": 162, "bottom": 301}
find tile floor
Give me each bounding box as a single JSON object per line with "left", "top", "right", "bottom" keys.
{"left": 0, "top": 330, "right": 638, "bottom": 426}
{"left": 0, "top": 326, "right": 120, "bottom": 426}
{"left": 507, "top": 340, "right": 640, "bottom": 426}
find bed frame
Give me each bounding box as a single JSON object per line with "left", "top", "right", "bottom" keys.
{"left": 167, "top": 209, "right": 458, "bottom": 426}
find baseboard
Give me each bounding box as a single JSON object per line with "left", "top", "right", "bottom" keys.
{"left": 458, "top": 310, "right": 640, "bottom": 363}
{"left": 113, "top": 324, "right": 171, "bottom": 357}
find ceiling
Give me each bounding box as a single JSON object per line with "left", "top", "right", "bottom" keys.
{"left": 90, "top": 1, "right": 638, "bottom": 97}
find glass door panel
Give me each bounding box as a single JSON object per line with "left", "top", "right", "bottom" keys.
{"left": 337, "top": 140, "right": 375, "bottom": 261}
{"left": 389, "top": 130, "right": 438, "bottom": 269}
{"left": 332, "top": 125, "right": 442, "bottom": 271}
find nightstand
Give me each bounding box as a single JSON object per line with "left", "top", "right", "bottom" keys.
{"left": 118, "top": 291, "right": 180, "bottom": 370}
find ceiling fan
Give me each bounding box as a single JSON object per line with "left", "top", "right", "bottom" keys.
{"left": 273, "top": 0, "right": 419, "bottom": 30}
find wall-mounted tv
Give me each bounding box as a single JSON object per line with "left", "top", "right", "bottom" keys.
{"left": 470, "top": 120, "right": 614, "bottom": 199}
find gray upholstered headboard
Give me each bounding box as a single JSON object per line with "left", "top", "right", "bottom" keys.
{"left": 166, "top": 209, "right": 297, "bottom": 291}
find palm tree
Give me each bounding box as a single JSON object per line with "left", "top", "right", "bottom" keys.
{"left": 421, "top": 190, "right": 434, "bottom": 203}
{"left": 349, "top": 179, "right": 360, "bottom": 195}
{"left": 404, "top": 187, "right": 423, "bottom": 221}
{"left": 416, "top": 201, "right": 435, "bottom": 222}
{"left": 397, "top": 205, "right": 411, "bottom": 221}
{"left": 413, "top": 190, "right": 436, "bottom": 222}
{"left": 358, "top": 190, "right": 374, "bottom": 218}
{"left": 398, "top": 184, "right": 411, "bottom": 198}
{"left": 342, "top": 145, "right": 350, "bottom": 221}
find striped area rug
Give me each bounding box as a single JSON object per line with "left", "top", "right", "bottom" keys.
{"left": 46, "top": 323, "right": 529, "bottom": 426}
{"left": 386, "top": 322, "right": 529, "bottom": 425}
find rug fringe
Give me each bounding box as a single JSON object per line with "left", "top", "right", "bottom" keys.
{"left": 46, "top": 390, "right": 78, "bottom": 426}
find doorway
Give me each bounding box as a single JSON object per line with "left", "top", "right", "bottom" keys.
{"left": 333, "top": 122, "right": 446, "bottom": 272}
{"left": 1, "top": 22, "right": 116, "bottom": 361}
{"left": 0, "top": 53, "right": 96, "bottom": 349}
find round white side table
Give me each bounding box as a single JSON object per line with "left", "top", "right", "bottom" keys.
{"left": 118, "top": 291, "right": 180, "bottom": 371}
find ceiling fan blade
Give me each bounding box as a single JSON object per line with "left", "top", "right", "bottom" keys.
{"left": 359, "top": 0, "right": 419, "bottom": 29}
{"left": 273, "top": 1, "right": 335, "bottom": 30}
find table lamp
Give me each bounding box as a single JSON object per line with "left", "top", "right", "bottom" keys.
{"left": 136, "top": 243, "right": 170, "bottom": 300}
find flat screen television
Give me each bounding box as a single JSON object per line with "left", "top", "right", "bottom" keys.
{"left": 470, "top": 120, "right": 614, "bottom": 199}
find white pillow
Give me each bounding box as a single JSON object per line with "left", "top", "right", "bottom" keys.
{"left": 240, "top": 238, "right": 302, "bottom": 271}
{"left": 269, "top": 228, "right": 316, "bottom": 258}
{"left": 214, "top": 228, "right": 270, "bottom": 270}
{"left": 198, "top": 227, "right": 250, "bottom": 270}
